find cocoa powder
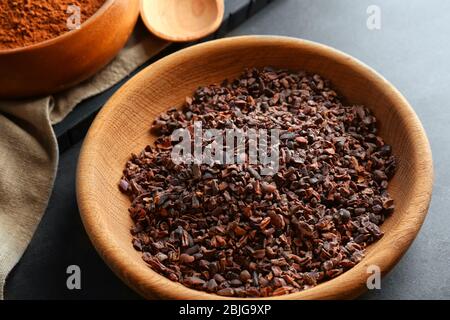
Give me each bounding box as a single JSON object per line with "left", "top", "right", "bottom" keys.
{"left": 0, "top": 0, "right": 106, "bottom": 50}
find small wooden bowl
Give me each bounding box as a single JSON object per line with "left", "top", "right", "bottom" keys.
{"left": 0, "top": 0, "right": 140, "bottom": 99}
{"left": 77, "top": 36, "right": 433, "bottom": 300}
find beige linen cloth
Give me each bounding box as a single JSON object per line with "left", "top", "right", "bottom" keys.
{"left": 0, "top": 27, "right": 169, "bottom": 299}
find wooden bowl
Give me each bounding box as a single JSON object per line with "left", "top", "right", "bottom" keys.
{"left": 77, "top": 36, "right": 433, "bottom": 300}
{"left": 0, "top": 0, "right": 140, "bottom": 99}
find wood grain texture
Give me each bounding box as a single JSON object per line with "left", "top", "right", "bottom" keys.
{"left": 0, "top": 0, "right": 140, "bottom": 99}
{"left": 77, "top": 36, "right": 433, "bottom": 300}
{"left": 140, "top": 0, "right": 224, "bottom": 42}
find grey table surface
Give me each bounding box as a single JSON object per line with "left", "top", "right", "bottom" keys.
{"left": 6, "top": 0, "right": 450, "bottom": 299}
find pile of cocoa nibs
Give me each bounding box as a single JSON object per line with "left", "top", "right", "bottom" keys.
{"left": 119, "top": 67, "right": 396, "bottom": 297}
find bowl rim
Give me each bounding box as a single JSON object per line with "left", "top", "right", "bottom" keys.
{"left": 77, "top": 35, "right": 433, "bottom": 300}
{"left": 0, "top": 0, "right": 114, "bottom": 55}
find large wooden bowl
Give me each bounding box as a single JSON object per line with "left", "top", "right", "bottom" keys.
{"left": 77, "top": 36, "right": 433, "bottom": 299}
{"left": 0, "top": 0, "right": 140, "bottom": 99}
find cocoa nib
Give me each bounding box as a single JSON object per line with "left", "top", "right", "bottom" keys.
{"left": 120, "top": 67, "right": 396, "bottom": 297}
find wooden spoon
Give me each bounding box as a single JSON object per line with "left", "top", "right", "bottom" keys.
{"left": 140, "top": 0, "right": 224, "bottom": 42}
